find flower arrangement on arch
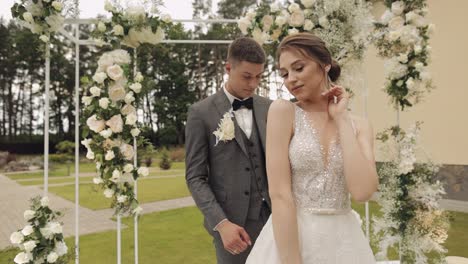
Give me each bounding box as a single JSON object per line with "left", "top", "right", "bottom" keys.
{"left": 374, "top": 0, "right": 435, "bottom": 110}
{"left": 10, "top": 0, "right": 72, "bottom": 43}
{"left": 373, "top": 123, "right": 449, "bottom": 263}
{"left": 10, "top": 196, "right": 68, "bottom": 264}
{"left": 92, "top": 0, "right": 173, "bottom": 48}
{"left": 81, "top": 48, "right": 149, "bottom": 216}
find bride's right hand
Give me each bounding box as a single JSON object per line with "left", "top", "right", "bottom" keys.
{"left": 217, "top": 220, "right": 251, "bottom": 255}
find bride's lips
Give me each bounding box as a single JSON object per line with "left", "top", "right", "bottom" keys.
{"left": 291, "top": 85, "right": 303, "bottom": 92}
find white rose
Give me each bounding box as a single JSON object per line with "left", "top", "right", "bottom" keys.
{"left": 55, "top": 241, "right": 68, "bottom": 256}
{"left": 414, "top": 45, "right": 422, "bottom": 54}
{"left": 111, "top": 169, "right": 121, "bottom": 182}
{"left": 131, "top": 128, "right": 140, "bottom": 137}
{"left": 89, "top": 86, "right": 101, "bottom": 97}
{"left": 93, "top": 177, "right": 103, "bottom": 184}
{"left": 108, "top": 83, "right": 126, "bottom": 103}
{"left": 261, "top": 15, "right": 274, "bottom": 31}
{"left": 288, "top": 3, "right": 301, "bottom": 13}
{"left": 397, "top": 53, "right": 408, "bottom": 63}
{"left": 86, "top": 150, "right": 95, "bottom": 160}
{"left": 106, "top": 65, "right": 124, "bottom": 81}
{"left": 413, "top": 15, "right": 427, "bottom": 28}
{"left": 237, "top": 17, "right": 251, "bottom": 35}
{"left": 420, "top": 71, "right": 431, "bottom": 82}
{"left": 271, "top": 29, "right": 282, "bottom": 41}
{"left": 45, "top": 14, "right": 64, "bottom": 32}
{"left": 124, "top": 92, "right": 135, "bottom": 104}
{"left": 82, "top": 96, "right": 93, "bottom": 106}
{"left": 275, "top": 16, "right": 287, "bottom": 27}
{"left": 97, "top": 21, "right": 106, "bottom": 32}
{"left": 104, "top": 0, "right": 114, "bottom": 12}
{"left": 39, "top": 35, "right": 49, "bottom": 43}
{"left": 380, "top": 10, "right": 394, "bottom": 24}
{"left": 81, "top": 138, "right": 92, "bottom": 149}
{"left": 113, "top": 25, "right": 124, "bottom": 36}
{"left": 318, "top": 16, "right": 329, "bottom": 28}
{"left": 129, "top": 83, "right": 142, "bottom": 93}
{"left": 48, "top": 222, "right": 62, "bottom": 234}
{"left": 288, "top": 28, "right": 299, "bottom": 35}
{"left": 270, "top": 3, "right": 280, "bottom": 12}
{"left": 137, "top": 167, "right": 149, "bottom": 177}
{"left": 415, "top": 62, "right": 424, "bottom": 71}
{"left": 251, "top": 27, "right": 268, "bottom": 45}
{"left": 10, "top": 232, "right": 24, "bottom": 244}
{"left": 301, "top": 0, "right": 315, "bottom": 8}
{"left": 406, "top": 77, "right": 415, "bottom": 89}
{"left": 389, "top": 16, "right": 405, "bottom": 30}
{"left": 23, "top": 210, "right": 35, "bottom": 221}
{"left": 132, "top": 206, "right": 143, "bottom": 215}
{"left": 121, "top": 104, "right": 136, "bottom": 116}
{"left": 52, "top": 1, "right": 63, "bottom": 11}
{"left": 161, "top": 14, "right": 172, "bottom": 23}
{"left": 106, "top": 114, "right": 124, "bottom": 133}
{"left": 105, "top": 150, "right": 115, "bottom": 161}
{"left": 21, "top": 225, "right": 34, "bottom": 236}
{"left": 154, "top": 27, "right": 165, "bottom": 42}
{"left": 96, "top": 162, "right": 102, "bottom": 170}
{"left": 124, "top": 163, "right": 134, "bottom": 173}
{"left": 303, "top": 19, "right": 314, "bottom": 31}
{"left": 47, "top": 252, "right": 58, "bottom": 263}
{"left": 246, "top": 10, "right": 257, "bottom": 21}
{"left": 134, "top": 72, "right": 144, "bottom": 82}
{"left": 387, "top": 30, "right": 401, "bottom": 41}
{"left": 428, "top": 24, "right": 435, "bottom": 34}
{"left": 23, "top": 241, "right": 37, "bottom": 252}
{"left": 391, "top": 1, "right": 405, "bottom": 16}
{"left": 92, "top": 72, "right": 107, "bottom": 84}
{"left": 397, "top": 80, "right": 404, "bottom": 87}
{"left": 126, "top": 113, "right": 138, "bottom": 126}
{"left": 99, "top": 97, "right": 110, "bottom": 109}
{"left": 108, "top": 49, "right": 131, "bottom": 65}
{"left": 86, "top": 115, "right": 105, "bottom": 133}
{"left": 120, "top": 143, "right": 134, "bottom": 160}
{"left": 117, "top": 195, "right": 127, "bottom": 203}
{"left": 30, "top": 24, "right": 43, "bottom": 34}
{"left": 41, "top": 196, "right": 49, "bottom": 207}
{"left": 22, "top": 12, "right": 34, "bottom": 23}
{"left": 14, "top": 252, "right": 31, "bottom": 264}
{"left": 104, "top": 188, "right": 114, "bottom": 198}
{"left": 99, "top": 128, "right": 113, "bottom": 139}
{"left": 289, "top": 11, "right": 305, "bottom": 27}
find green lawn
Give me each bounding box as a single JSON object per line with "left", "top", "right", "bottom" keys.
{"left": 48, "top": 176, "right": 190, "bottom": 210}
{"left": 0, "top": 207, "right": 215, "bottom": 264}
{"left": 5, "top": 162, "right": 97, "bottom": 180}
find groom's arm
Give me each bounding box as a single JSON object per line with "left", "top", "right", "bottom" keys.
{"left": 185, "top": 104, "right": 227, "bottom": 231}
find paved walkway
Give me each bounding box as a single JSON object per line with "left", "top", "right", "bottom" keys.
{"left": 0, "top": 174, "right": 195, "bottom": 250}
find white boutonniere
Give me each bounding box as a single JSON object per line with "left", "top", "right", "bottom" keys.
{"left": 213, "top": 111, "right": 235, "bottom": 146}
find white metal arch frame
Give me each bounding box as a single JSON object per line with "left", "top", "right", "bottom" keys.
{"left": 39, "top": 16, "right": 372, "bottom": 264}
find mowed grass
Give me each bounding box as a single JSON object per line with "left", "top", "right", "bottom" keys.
{"left": 47, "top": 176, "right": 190, "bottom": 210}
{"left": 0, "top": 207, "right": 215, "bottom": 264}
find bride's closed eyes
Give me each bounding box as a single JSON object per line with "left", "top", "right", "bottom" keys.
{"left": 279, "top": 64, "right": 305, "bottom": 79}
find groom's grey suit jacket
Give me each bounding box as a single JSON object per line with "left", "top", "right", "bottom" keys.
{"left": 185, "top": 90, "right": 272, "bottom": 235}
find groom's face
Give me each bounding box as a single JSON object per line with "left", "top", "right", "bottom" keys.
{"left": 225, "top": 60, "right": 264, "bottom": 99}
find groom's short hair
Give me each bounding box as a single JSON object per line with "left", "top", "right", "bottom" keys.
{"left": 227, "top": 37, "right": 266, "bottom": 66}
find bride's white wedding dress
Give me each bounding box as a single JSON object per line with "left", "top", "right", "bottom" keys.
{"left": 246, "top": 104, "right": 376, "bottom": 264}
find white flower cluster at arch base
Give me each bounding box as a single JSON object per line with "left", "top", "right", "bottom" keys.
{"left": 238, "top": 0, "right": 374, "bottom": 92}
{"left": 81, "top": 49, "right": 149, "bottom": 216}
{"left": 10, "top": 196, "right": 68, "bottom": 264}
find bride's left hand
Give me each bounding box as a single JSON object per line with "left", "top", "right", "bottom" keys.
{"left": 322, "top": 85, "right": 349, "bottom": 121}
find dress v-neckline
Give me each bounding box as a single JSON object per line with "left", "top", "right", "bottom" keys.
{"left": 295, "top": 104, "right": 338, "bottom": 172}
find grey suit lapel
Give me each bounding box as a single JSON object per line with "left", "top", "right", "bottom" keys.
{"left": 253, "top": 95, "right": 267, "bottom": 151}
{"left": 212, "top": 91, "right": 248, "bottom": 157}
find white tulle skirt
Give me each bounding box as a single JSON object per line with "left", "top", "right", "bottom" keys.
{"left": 246, "top": 210, "right": 376, "bottom": 264}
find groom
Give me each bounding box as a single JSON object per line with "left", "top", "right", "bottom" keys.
{"left": 185, "top": 37, "right": 272, "bottom": 264}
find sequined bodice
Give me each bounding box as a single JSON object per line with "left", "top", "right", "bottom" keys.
{"left": 289, "top": 104, "right": 351, "bottom": 214}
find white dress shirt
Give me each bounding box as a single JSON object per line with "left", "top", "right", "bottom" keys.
{"left": 223, "top": 86, "right": 253, "bottom": 139}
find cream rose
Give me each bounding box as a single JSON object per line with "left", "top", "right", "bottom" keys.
{"left": 129, "top": 83, "right": 142, "bottom": 93}
{"left": 120, "top": 143, "right": 134, "bottom": 160}
{"left": 289, "top": 11, "right": 305, "bottom": 27}
{"left": 106, "top": 64, "right": 124, "bottom": 81}
{"left": 121, "top": 104, "right": 136, "bottom": 116}
{"left": 106, "top": 114, "right": 123, "bottom": 133}
{"left": 99, "top": 97, "right": 110, "bottom": 109}
{"left": 105, "top": 150, "right": 115, "bottom": 161}
{"left": 108, "top": 83, "right": 126, "bottom": 103}
{"left": 86, "top": 115, "right": 105, "bottom": 133}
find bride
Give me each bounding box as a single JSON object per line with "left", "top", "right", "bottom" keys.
{"left": 246, "top": 33, "right": 378, "bottom": 264}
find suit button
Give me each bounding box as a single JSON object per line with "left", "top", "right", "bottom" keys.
{"left": 245, "top": 167, "right": 250, "bottom": 171}
{"left": 244, "top": 191, "right": 250, "bottom": 196}
{"left": 249, "top": 142, "right": 254, "bottom": 147}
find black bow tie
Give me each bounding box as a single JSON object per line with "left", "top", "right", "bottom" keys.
{"left": 232, "top": 98, "right": 253, "bottom": 111}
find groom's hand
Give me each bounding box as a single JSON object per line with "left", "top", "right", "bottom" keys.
{"left": 217, "top": 220, "right": 252, "bottom": 255}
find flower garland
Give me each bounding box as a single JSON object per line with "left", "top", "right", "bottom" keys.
{"left": 373, "top": 123, "right": 449, "bottom": 263}
{"left": 10, "top": 196, "right": 68, "bottom": 264}
{"left": 238, "top": 0, "right": 373, "bottom": 92}
{"left": 10, "top": 0, "right": 69, "bottom": 43}
{"left": 81, "top": 48, "right": 149, "bottom": 216}
{"left": 92, "top": 1, "right": 173, "bottom": 48}
{"left": 374, "top": 0, "right": 435, "bottom": 110}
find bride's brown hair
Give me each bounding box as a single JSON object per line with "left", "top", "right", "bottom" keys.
{"left": 276, "top": 33, "right": 341, "bottom": 82}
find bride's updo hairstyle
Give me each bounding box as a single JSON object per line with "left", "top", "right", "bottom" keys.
{"left": 276, "top": 33, "right": 341, "bottom": 82}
